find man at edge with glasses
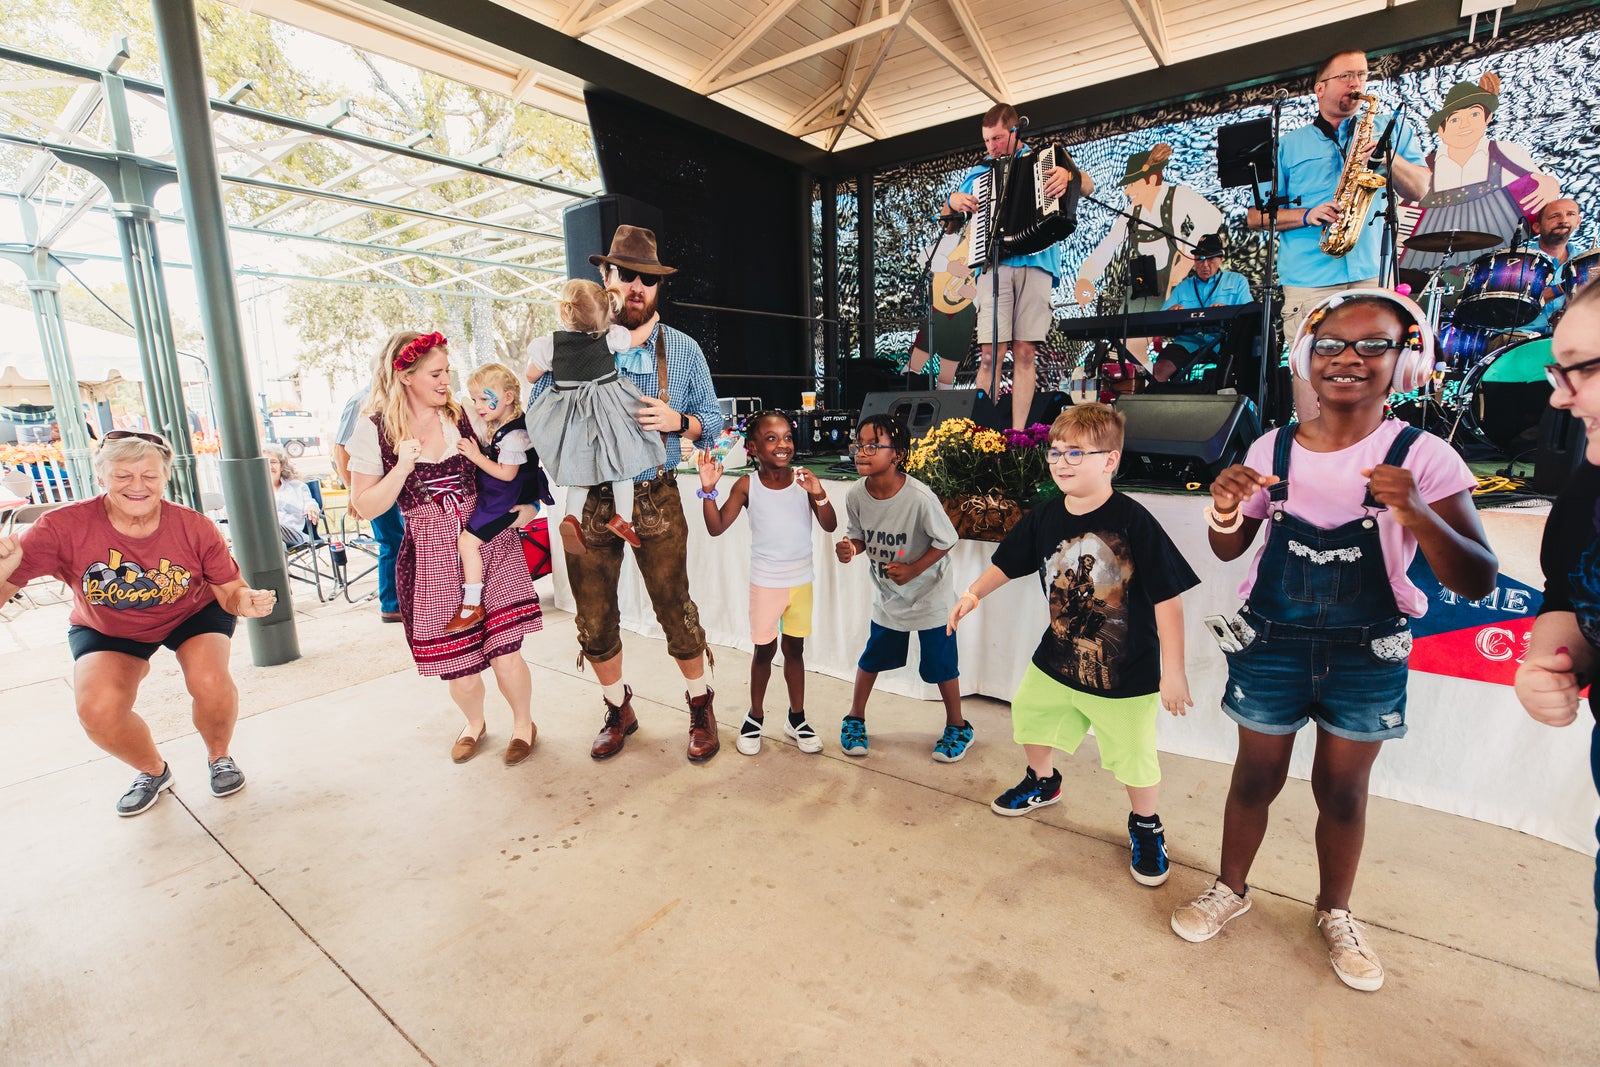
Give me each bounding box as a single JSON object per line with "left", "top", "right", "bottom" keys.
{"left": 528, "top": 225, "right": 724, "bottom": 763}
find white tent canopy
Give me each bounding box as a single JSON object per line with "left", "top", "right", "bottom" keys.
{"left": 0, "top": 302, "right": 202, "bottom": 406}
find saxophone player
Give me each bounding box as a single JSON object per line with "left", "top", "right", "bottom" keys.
{"left": 1247, "top": 50, "right": 1429, "bottom": 421}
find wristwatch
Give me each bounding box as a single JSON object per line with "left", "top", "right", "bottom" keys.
{"left": 696, "top": 487, "right": 718, "bottom": 500}
{"left": 678, "top": 412, "right": 691, "bottom": 434}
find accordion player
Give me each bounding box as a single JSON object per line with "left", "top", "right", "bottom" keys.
{"left": 963, "top": 144, "right": 1085, "bottom": 270}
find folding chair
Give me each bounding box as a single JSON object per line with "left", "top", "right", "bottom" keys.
{"left": 1, "top": 502, "right": 70, "bottom": 618}
{"left": 282, "top": 481, "right": 380, "bottom": 604}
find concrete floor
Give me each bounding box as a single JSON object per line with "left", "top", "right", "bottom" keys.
{"left": 1, "top": 588, "right": 1597, "bottom": 1066}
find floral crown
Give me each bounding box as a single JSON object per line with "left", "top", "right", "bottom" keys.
{"left": 394, "top": 332, "right": 447, "bottom": 370}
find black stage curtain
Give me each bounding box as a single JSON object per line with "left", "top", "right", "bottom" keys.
{"left": 585, "top": 90, "right": 807, "bottom": 409}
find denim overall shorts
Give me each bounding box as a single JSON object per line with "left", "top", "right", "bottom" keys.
{"left": 1220, "top": 423, "right": 1421, "bottom": 742}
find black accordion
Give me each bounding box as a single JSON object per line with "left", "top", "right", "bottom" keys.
{"left": 967, "top": 144, "right": 1082, "bottom": 268}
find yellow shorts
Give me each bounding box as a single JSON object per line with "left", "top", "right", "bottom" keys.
{"left": 749, "top": 582, "right": 813, "bottom": 645}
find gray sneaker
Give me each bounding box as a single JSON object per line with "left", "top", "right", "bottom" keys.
{"left": 209, "top": 756, "right": 246, "bottom": 797}
{"left": 116, "top": 763, "right": 172, "bottom": 817}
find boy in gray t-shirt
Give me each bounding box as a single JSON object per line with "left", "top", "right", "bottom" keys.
{"left": 835, "top": 414, "right": 969, "bottom": 762}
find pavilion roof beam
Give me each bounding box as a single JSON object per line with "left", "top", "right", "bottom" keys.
{"left": 1120, "top": 0, "right": 1172, "bottom": 67}
{"left": 904, "top": 16, "right": 1003, "bottom": 103}
{"left": 572, "top": 0, "right": 665, "bottom": 37}
{"left": 785, "top": 83, "right": 848, "bottom": 136}
{"left": 703, "top": 2, "right": 912, "bottom": 96}
{"left": 835, "top": 0, "right": 877, "bottom": 123}
{"left": 945, "top": 0, "right": 1012, "bottom": 102}
{"left": 688, "top": 0, "right": 808, "bottom": 94}
{"left": 825, "top": 1, "right": 913, "bottom": 151}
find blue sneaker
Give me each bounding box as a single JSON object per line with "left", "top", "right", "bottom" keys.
{"left": 991, "top": 767, "right": 1062, "bottom": 816}
{"left": 839, "top": 716, "right": 868, "bottom": 756}
{"left": 1129, "top": 813, "right": 1170, "bottom": 886}
{"left": 931, "top": 720, "right": 974, "bottom": 763}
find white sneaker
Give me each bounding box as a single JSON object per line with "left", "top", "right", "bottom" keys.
{"left": 1316, "top": 907, "right": 1385, "bottom": 991}
{"left": 1170, "top": 881, "right": 1251, "bottom": 943}
{"left": 783, "top": 714, "right": 823, "bottom": 754}
{"left": 736, "top": 712, "right": 763, "bottom": 756}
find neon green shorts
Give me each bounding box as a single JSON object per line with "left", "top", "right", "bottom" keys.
{"left": 1010, "top": 663, "right": 1161, "bottom": 788}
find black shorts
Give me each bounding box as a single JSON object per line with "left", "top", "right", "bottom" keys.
{"left": 67, "top": 599, "right": 237, "bottom": 661}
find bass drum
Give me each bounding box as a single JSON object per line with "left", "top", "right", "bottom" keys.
{"left": 1458, "top": 336, "right": 1552, "bottom": 456}
{"left": 1437, "top": 321, "right": 1539, "bottom": 372}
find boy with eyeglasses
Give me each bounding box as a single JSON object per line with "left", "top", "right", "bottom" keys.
{"left": 948, "top": 403, "right": 1198, "bottom": 886}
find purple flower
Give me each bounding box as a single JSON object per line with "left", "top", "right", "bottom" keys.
{"left": 1000, "top": 428, "right": 1031, "bottom": 449}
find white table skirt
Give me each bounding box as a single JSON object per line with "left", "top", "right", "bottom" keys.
{"left": 550, "top": 478, "right": 1598, "bottom": 854}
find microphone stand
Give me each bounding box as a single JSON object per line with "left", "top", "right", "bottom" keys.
{"left": 984, "top": 130, "right": 1027, "bottom": 402}
{"left": 1076, "top": 188, "right": 1202, "bottom": 373}
{"left": 1253, "top": 92, "right": 1289, "bottom": 423}
{"left": 1372, "top": 106, "right": 1404, "bottom": 290}
{"left": 911, "top": 215, "right": 946, "bottom": 386}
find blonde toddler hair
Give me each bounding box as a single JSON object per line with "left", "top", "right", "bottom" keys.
{"left": 558, "top": 278, "right": 619, "bottom": 335}
{"left": 466, "top": 361, "right": 524, "bottom": 434}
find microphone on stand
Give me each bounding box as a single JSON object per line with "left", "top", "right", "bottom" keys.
{"left": 1011, "top": 116, "right": 1031, "bottom": 132}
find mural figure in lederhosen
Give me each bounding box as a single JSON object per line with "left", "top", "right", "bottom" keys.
{"left": 1075, "top": 143, "right": 1224, "bottom": 314}
{"left": 905, "top": 213, "right": 979, "bottom": 389}
{"left": 1399, "top": 72, "right": 1563, "bottom": 274}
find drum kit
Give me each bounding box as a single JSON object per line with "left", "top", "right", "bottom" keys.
{"left": 1399, "top": 229, "right": 1595, "bottom": 455}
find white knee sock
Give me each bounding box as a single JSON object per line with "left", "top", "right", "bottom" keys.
{"left": 566, "top": 485, "right": 589, "bottom": 520}
{"left": 612, "top": 479, "right": 635, "bottom": 521}
{"left": 602, "top": 680, "right": 628, "bottom": 706}
{"left": 686, "top": 675, "right": 708, "bottom": 699}
{"left": 462, "top": 583, "right": 483, "bottom": 607}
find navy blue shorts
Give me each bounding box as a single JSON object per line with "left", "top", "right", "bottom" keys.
{"left": 1220, "top": 609, "right": 1411, "bottom": 743}
{"left": 858, "top": 620, "right": 960, "bottom": 685}
{"left": 67, "top": 599, "right": 237, "bottom": 661}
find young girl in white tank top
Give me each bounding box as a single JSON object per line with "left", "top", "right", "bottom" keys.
{"left": 696, "top": 412, "right": 838, "bottom": 756}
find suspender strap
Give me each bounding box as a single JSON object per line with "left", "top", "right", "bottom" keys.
{"left": 653, "top": 327, "right": 671, "bottom": 479}
{"left": 1360, "top": 424, "right": 1423, "bottom": 510}
{"left": 1268, "top": 423, "right": 1297, "bottom": 502}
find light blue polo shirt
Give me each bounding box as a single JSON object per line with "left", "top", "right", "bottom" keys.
{"left": 1263, "top": 113, "right": 1423, "bottom": 287}
{"left": 956, "top": 144, "right": 1063, "bottom": 283}
{"left": 1165, "top": 270, "right": 1254, "bottom": 311}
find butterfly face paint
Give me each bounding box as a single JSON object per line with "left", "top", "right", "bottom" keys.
{"left": 481, "top": 387, "right": 499, "bottom": 411}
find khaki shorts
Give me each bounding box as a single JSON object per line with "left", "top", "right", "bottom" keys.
{"left": 974, "top": 265, "right": 1054, "bottom": 344}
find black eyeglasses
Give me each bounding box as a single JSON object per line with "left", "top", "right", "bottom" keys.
{"left": 1546, "top": 354, "right": 1600, "bottom": 393}
{"left": 610, "top": 266, "right": 661, "bottom": 288}
{"left": 849, "top": 443, "right": 890, "bottom": 457}
{"left": 1310, "top": 337, "right": 1402, "bottom": 358}
{"left": 104, "top": 429, "right": 174, "bottom": 457}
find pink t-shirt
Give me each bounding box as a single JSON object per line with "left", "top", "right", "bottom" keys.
{"left": 1236, "top": 420, "right": 1477, "bottom": 617}
{"left": 9, "top": 497, "right": 241, "bottom": 638}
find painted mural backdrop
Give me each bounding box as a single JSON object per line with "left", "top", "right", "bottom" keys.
{"left": 819, "top": 11, "right": 1600, "bottom": 386}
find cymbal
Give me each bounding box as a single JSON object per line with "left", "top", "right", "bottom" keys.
{"left": 1403, "top": 229, "right": 1501, "bottom": 254}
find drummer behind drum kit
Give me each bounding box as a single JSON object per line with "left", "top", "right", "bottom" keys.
{"left": 1400, "top": 228, "right": 1596, "bottom": 460}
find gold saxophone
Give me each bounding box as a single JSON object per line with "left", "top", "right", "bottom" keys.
{"left": 1319, "top": 91, "right": 1388, "bottom": 257}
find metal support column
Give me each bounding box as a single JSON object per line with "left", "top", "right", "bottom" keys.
{"left": 0, "top": 242, "right": 96, "bottom": 493}
{"left": 857, "top": 173, "right": 874, "bottom": 367}
{"left": 820, "top": 177, "right": 840, "bottom": 408}
{"left": 151, "top": 0, "right": 298, "bottom": 666}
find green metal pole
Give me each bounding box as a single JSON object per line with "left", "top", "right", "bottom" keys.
{"left": 150, "top": 0, "right": 297, "bottom": 666}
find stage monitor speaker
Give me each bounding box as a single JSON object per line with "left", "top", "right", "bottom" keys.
{"left": 1533, "top": 406, "right": 1587, "bottom": 495}
{"left": 1116, "top": 393, "right": 1259, "bottom": 481}
{"left": 859, "top": 390, "right": 979, "bottom": 438}
{"left": 562, "top": 195, "right": 665, "bottom": 281}
{"left": 972, "top": 390, "right": 1071, "bottom": 432}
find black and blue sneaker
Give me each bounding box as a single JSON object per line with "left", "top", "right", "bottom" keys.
{"left": 839, "top": 716, "right": 869, "bottom": 757}
{"left": 931, "top": 720, "right": 974, "bottom": 763}
{"left": 990, "top": 767, "right": 1062, "bottom": 816}
{"left": 1128, "top": 813, "right": 1170, "bottom": 886}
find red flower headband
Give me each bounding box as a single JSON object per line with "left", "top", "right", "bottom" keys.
{"left": 394, "top": 332, "right": 447, "bottom": 370}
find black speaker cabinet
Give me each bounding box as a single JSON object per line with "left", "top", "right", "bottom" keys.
{"left": 972, "top": 389, "right": 1071, "bottom": 431}
{"left": 1116, "top": 393, "right": 1259, "bottom": 481}
{"left": 562, "top": 195, "right": 665, "bottom": 281}
{"left": 859, "top": 390, "right": 979, "bottom": 438}
{"left": 1533, "top": 406, "right": 1588, "bottom": 495}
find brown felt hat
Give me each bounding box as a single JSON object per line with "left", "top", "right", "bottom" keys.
{"left": 587, "top": 224, "right": 678, "bottom": 276}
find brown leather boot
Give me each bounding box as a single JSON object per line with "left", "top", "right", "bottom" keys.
{"left": 686, "top": 686, "right": 719, "bottom": 763}
{"left": 591, "top": 685, "right": 638, "bottom": 760}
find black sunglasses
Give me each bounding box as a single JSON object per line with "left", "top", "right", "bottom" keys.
{"left": 610, "top": 266, "right": 661, "bottom": 288}
{"left": 104, "top": 428, "right": 174, "bottom": 457}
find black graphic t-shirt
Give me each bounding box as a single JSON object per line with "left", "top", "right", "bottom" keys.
{"left": 992, "top": 492, "right": 1200, "bottom": 697}
{"left": 1538, "top": 461, "right": 1600, "bottom": 722}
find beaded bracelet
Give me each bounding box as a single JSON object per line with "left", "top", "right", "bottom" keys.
{"left": 1204, "top": 503, "right": 1244, "bottom": 534}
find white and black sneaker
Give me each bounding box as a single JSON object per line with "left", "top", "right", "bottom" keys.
{"left": 991, "top": 767, "right": 1062, "bottom": 816}
{"left": 783, "top": 711, "right": 823, "bottom": 754}
{"left": 1128, "top": 813, "right": 1170, "bottom": 886}
{"left": 116, "top": 763, "right": 172, "bottom": 817}
{"left": 736, "top": 713, "right": 763, "bottom": 756}
{"left": 209, "top": 756, "right": 246, "bottom": 797}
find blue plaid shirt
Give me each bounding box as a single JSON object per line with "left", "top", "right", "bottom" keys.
{"left": 527, "top": 320, "right": 723, "bottom": 482}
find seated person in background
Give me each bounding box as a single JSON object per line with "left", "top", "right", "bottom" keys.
{"left": 1153, "top": 233, "right": 1253, "bottom": 384}
{"left": 265, "top": 444, "right": 320, "bottom": 548}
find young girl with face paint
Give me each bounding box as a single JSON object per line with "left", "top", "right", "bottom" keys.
{"left": 444, "top": 362, "right": 547, "bottom": 633}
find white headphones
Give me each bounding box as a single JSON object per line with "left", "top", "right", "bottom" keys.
{"left": 1288, "top": 288, "right": 1436, "bottom": 395}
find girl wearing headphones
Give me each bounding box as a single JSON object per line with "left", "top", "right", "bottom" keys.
{"left": 1168, "top": 289, "right": 1498, "bottom": 991}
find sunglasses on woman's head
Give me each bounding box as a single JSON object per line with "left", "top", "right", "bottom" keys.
{"left": 104, "top": 429, "right": 174, "bottom": 457}
{"left": 610, "top": 266, "right": 661, "bottom": 288}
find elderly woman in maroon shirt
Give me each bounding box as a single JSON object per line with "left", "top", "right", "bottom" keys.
{"left": 0, "top": 430, "right": 276, "bottom": 817}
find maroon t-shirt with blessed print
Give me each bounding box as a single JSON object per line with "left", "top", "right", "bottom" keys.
{"left": 9, "top": 497, "right": 241, "bottom": 638}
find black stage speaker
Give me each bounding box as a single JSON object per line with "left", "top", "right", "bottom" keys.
{"left": 1116, "top": 393, "right": 1259, "bottom": 482}
{"left": 1533, "top": 406, "right": 1588, "bottom": 495}
{"left": 860, "top": 390, "right": 979, "bottom": 438}
{"left": 972, "top": 389, "right": 1071, "bottom": 432}
{"left": 562, "top": 195, "right": 665, "bottom": 280}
